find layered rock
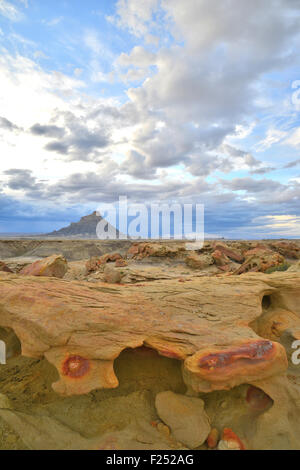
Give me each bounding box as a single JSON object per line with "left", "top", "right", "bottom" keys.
{"left": 0, "top": 271, "right": 299, "bottom": 396}
{"left": 0, "top": 269, "right": 300, "bottom": 449}
{"left": 86, "top": 253, "right": 123, "bottom": 274}
{"left": 20, "top": 254, "right": 68, "bottom": 278}
{"left": 185, "top": 254, "right": 214, "bottom": 270}
{"left": 233, "top": 249, "right": 285, "bottom": 275}
{"left": 270, "top": 241, "right": 300, "bottom": 260}
{"left": 127, "top": 242, "right": 185, "bottom": 260}
{"left": 212, "top": 242, "right": 244, "bottom": 263}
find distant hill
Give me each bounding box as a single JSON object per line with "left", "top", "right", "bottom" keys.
{"left": 46, "top": 212, "right": 122, "bottom": 239}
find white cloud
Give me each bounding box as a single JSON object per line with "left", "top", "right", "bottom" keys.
{"left": 255, "top": 128, "right": 288, "bottom": 151}
{"left": 1, "top": 0, "right": 300, "bottom": 226}
{"left": 0, "top": 0, "right": 23, "bottom": 21}
{"left": 45, "top": 16, "right": 63, "bottom": 27}
{"left": 118, "top": 46, "right": 156, "bottom": 68}
{"left": 107, "top": 0, "right": 159, "bottom": 37}
{"left": 33, "top": 50, "right": 48, "bottom": 60}
{"left": 285, "top": 127, "right": 300, "bottom": 148}
{"left": 74, "top": 68, "right": 83, "bottom": 77}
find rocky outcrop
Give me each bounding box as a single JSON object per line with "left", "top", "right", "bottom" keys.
{"left": 0, "top": 271, "right": 298, "bottom": 396}
{"left": 212, "top": 242, "right": 244, "bottom": 263}
{"left": 185, "top": 254, "right": 214, "bottom": 270}
{"left": 270, "top": 241, "right": 300, "bottom": 259}
{"left": 127, "top": 242, "right": 185, "bottom": 260}
{"left": 0, "top": 270, "right": 300, "bottom": 449}
{"left": 86, "top": 253, "right": 123, "bottom": 274}
{"left": 232, "top": 249, "right": 285, "bottom": 275}
{"left": 19, "top": 254, "right": 68, "bottom": 278}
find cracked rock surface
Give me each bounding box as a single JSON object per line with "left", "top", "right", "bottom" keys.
{"left": 0, "top": 265, "right": 300, "bottom": 449}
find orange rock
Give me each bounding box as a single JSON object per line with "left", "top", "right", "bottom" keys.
{"left": 212, "top": 250, "right": 230, "bottom": 267}
{"left": 127, "top": 242, "right": 182, "bottom": 260}
{"left": 127, "top": 244, "right": 140, "bottom": 258}
{"left": 184, "top": 339, "right": 287, "bottom": 392}
{"left": 207, "top": 428, "right": 219, "bottom": 448}
{"left": 45, "top": 348, "right": 118, "bottom": 396}
{"left": 233, "top": 248, "right": 285, "bottom": 275}
{"left": 86, "top": 253, "right": 123, "bottom": 273}
{"left": 219, "top": 428, "right": 246, "bottom": 450}
{"left": 20, "top": 254, "right": 67, "bottom": 278}
{"left": 0, "top": 261, "right": 13, "bottom": 273}
{"left": 213, "top": 242, "right": 244, "bottom": 263}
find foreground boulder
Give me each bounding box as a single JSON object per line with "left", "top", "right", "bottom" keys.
{"left": 20, "top": 254, "right": 68, "bottom": 278}
{"left": 155, "top": 391, "right": 210, "bottom": 448}
{"left": 0, "top": 262, "right": 13, "bottom": 273}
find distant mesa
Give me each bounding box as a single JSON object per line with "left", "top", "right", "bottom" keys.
{"left": 46, "top": 211, "right": 122, "bottom": 239}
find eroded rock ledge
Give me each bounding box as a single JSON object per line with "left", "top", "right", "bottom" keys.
{"left": 1, "top": 271, "right": 299, "bottom": 396}
{"left": 1, "top": 271, "right": 300, "bottom": 449}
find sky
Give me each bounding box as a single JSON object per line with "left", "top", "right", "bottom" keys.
{"left": 0, "top": 0, "right": 300, "bottom": 237}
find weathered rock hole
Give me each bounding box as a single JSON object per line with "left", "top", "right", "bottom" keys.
{"left": 113, "top": 346, "right": 186, "bottom": 395}
{"left": 246, "top": 385, "right": 273, "bottom": 412}
{"left": 262, "top": 294, "right": 272, "bottom": 310}
{"left": 0, "top": 327, "right": 22, "bottom": 361}
{"left": 199, "top": 383, "right": 274, "bottom": 446}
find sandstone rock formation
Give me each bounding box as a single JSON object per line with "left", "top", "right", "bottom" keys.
{"left": 20, "top": 254, "right": 68, "bottom": 278}
{"left": 212, "top": 242, "right": 244, "bottom": 263}
{"left": 233, "top": 249, "right": 285, "bottom": 275}
{"left": 270, "top": 241, "right": 300, "bottom": 259}
{"left": 0, "top": 271, "right": 298, "bottom": 396}
{"left": 127, "top": 242, "right": 184, "bottom": 260}
{"left": 1, "top": 245, "right": 300, "bottom": 450}
{"left": 185, "top": 253, "right": 214, "bottom": 270}
{"left": 288, "top": 261, "right": 300, "bottom": 272}
{"left": 86, "top": 253, "right": 123, "bottom": 274}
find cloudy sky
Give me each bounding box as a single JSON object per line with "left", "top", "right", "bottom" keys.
{"left": 1, "top": 0, "right": 300, "bottom": 237}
